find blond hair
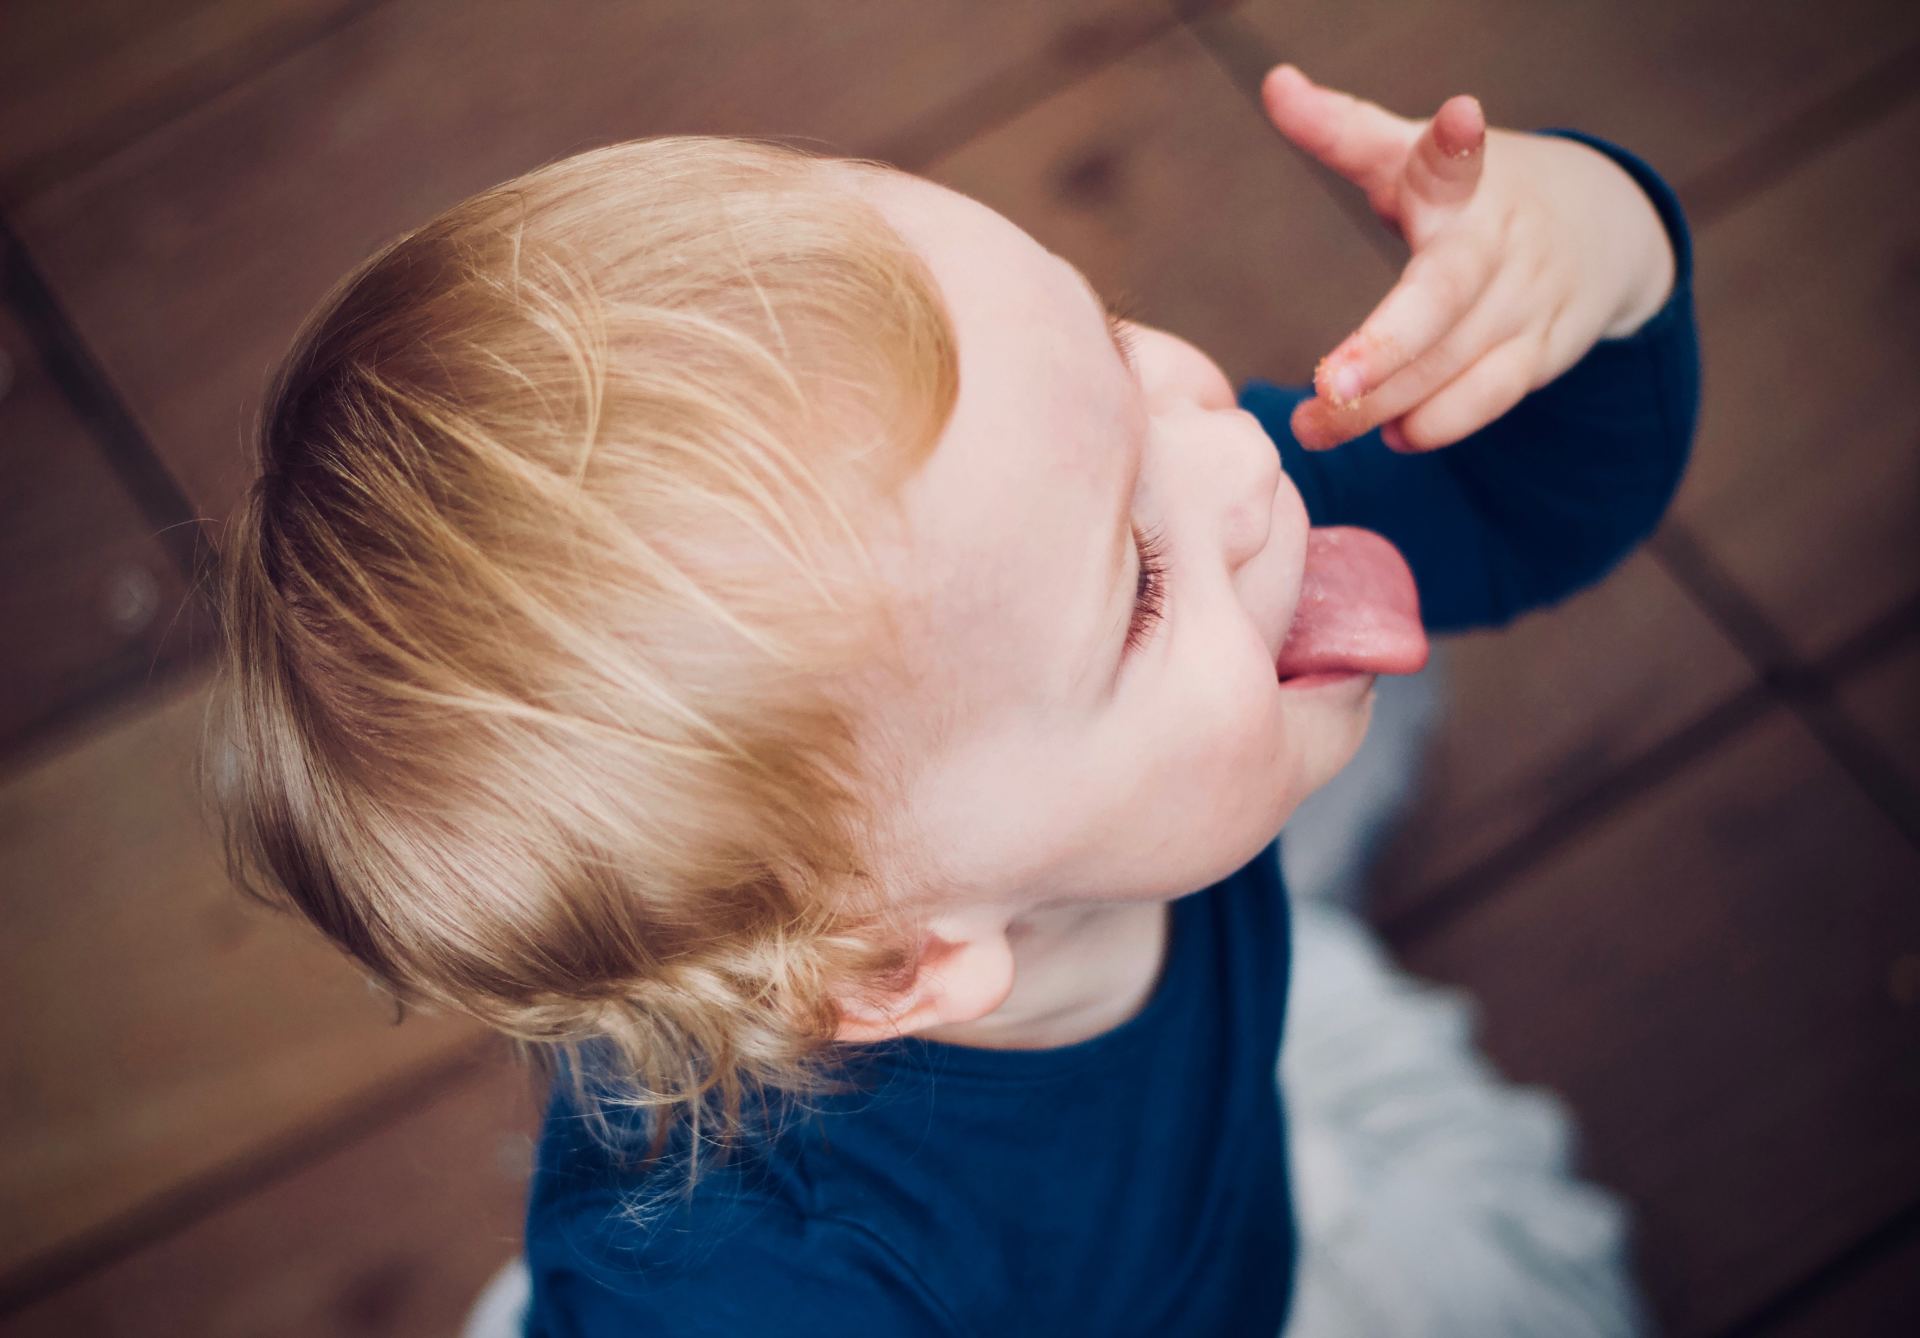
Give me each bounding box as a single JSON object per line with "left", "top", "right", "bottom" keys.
{"left": 211, "top": 138, "right": 959, "bottom": 1163}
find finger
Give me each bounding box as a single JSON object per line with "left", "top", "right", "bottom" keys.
{"left": 1385, "top": 332, "right": 1541, "bottom": 452}
{"left": 1293, "top": 263, "right": 1524, "bottom": 450}
{"left": 1405, "top": 93, "right": 1489, "bottom": 232}
{"left": 1290, "top": 393, "right": 1355, "bottom": 451}
{"left": 1311, "top": 233, "right": 1499, "bottom": 410}
{"left": 1260, "top": 64, "right": 1417, "bottom": 200}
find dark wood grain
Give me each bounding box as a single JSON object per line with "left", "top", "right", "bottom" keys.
{"left": 0, "top": 1054, "right": 536, "bottom": 1338}
{"left": 1748, "top": 1211, "right": 1920, "bottom": 1337}
{"left": 1367, "top": 550, "right": 1754, "bottom": 915}
{"left": 0, "top": 684, "right": 480, "bottom": 1280}
{"left": 11, "top": 0, "right": 1178, "bottom": 523}
{"left": 1832, "top": 637, "right": 1920, "bottom": 799}
{"left": 0, "top": 0, "right": 367, "bottom": 202}
{"left": 928, "top": 26, "right": 1389, "bottom": 410}
{"left": 1210, "top": 0, "right": 1920, "bottom": 204}
{"left": 1668, "top": 96, "right": 1920, "bottom": 659}
{"left": 1399, "top": 709, "right": 1920, "bottom": 1336}
{"left": 0, "top": 300, "right": 203, "bottom": 753}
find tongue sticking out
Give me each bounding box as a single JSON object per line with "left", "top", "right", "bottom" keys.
{"left": 1275, "top": 527, "right": 1430, "bottom": 682}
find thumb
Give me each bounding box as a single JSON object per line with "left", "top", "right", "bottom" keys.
{"left": 1402, "top": 93, "right": 1487, "bottom": 217}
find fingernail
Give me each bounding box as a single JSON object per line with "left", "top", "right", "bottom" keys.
{"left": 1329, "top": 362, "right": 1364, "bottom": 403}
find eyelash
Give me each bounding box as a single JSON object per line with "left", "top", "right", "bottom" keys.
{"left": 1106, "top": 292, "right": 1142, "bottom": 368}
{"left": 1126, "top": 522, "right": 1169, "bottom": 653}
{"left": 1105, "top": 284, "right": 1156, "bottom": 654}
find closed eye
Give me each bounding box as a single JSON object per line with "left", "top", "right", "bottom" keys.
{"left": 1126, "top": 522, "right": 1169, "bottom": 653}
{"left": 1105, "top": 291, "right": 1141, "bottom": 373}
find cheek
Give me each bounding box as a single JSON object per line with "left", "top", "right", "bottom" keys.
{"left": 1165, "top": 641, "right": 1300, "bottom": 817}
{"left": 1121, "top": 652, "right": 1315, "bottom": 892}
{"left": 1177, "top": 653, "right": 1378, "bottom": 837}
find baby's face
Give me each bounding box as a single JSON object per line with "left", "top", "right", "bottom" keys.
{"left": 854, "top": 168, "right": 1393, "bottom": 913}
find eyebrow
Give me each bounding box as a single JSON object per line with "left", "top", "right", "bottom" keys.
{"left": 1061, "top": 261, "right": 1145, "bottom": 695}
{"left": 1073, "top": 264, "right": 1139, "bottom": 374}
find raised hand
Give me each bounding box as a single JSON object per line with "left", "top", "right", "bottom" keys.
{"left": 1261, "top": 64, "right": 1675, "bottom": 452}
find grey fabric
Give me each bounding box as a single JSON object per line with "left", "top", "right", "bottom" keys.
{"left": 462, "top": 1256, "right": 529, "bottom": 1338}
{"left": 1280, "top": 896, "right": 1649, "bottom": 1337}
{"left": 1280, "top": 661, "right": 1649, "bottom": 1337}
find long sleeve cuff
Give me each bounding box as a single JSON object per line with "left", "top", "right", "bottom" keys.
{"left": 1522, "top": 127, "right": 1700, "bottom": 420}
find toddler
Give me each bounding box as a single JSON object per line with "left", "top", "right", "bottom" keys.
{"left": 213, "top": 63, "right": 1696, "bottom": 1335}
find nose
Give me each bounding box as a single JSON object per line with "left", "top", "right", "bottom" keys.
{"left": 1214, "top": 408, "right": 1281, "bottom": 570}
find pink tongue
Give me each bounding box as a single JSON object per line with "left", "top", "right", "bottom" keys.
{"left": 1275, "top": 527, "right": 1430, "bottom": 680}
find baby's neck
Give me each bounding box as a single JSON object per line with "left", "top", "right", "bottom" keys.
{"left": 921, "top": 897, "right": 1171, "bottom": 1050}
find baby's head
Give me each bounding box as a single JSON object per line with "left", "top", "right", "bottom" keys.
{"left": 215, "top": 136, "right": 1404, "bottom": 1145}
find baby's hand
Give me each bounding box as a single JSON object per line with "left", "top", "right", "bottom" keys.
{"left": 1263, "top": 65, "right": 1677, "bottom": 452}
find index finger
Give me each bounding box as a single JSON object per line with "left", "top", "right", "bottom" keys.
{"left": 1313, "top": 239, "right": 1495, "bottom": 409}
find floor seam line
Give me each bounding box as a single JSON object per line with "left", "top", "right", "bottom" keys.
{"left": 2, "top": 218, "right": 205, "bottom": 581}
{"left": 1713, "top": 1195, "right": 1920, "bottom": 1337}
{"left": 2, "top": 0, "right": 399, "bottom": 210}
{"left": 880, "top": 5, "right": 1186, "bottom": 170}
{"left": 1678, "top": 40, "right": 1920, "bottom": 229}
{"left": 1376, "top": 684, "right": 1771, "bottom": 948}
{"left": 0, "top": 1034, "right": 507, "bottom": 1317}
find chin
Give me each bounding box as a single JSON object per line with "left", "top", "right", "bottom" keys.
{"left": 1290, "top": 674, "right": 1378, "bottom": 796}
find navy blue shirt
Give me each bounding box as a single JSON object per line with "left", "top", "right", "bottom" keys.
{"left": 524, "top": 128, "right": 1699, "bottom": 1337}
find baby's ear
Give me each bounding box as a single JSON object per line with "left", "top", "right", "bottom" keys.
{"left": 832, "top": 912, "right": 1015, "bottom": 1043}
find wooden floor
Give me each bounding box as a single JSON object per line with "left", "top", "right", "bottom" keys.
{"left": 2, "top": 1, "right": 1916, "bottom": 1333}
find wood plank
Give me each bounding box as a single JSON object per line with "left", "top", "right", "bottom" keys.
{"left": 0, "top": 1053, "right": 537, "bottom": 1338}
{"left": 1213, "top": 0, "right": 1920, "bottom": 200}
{"left": 1398, "top": 709, "right": 1920, "bottom": 1336}
{"left": 1664, "top": 96, "right": 1920, "bottom": 659}
{"left": 0, "top": 299, "right": 202, "bottom": 754}
{"left": 0, "top": 683, "right": 480, "bottom": 1280}
{"left": 1366, "top": 551, "right": 1753, "bottom": 914}
{"left": 927, "top": 25, "right": 1390, "bottom": 417}
{"left": 11, "top": 0, "right": 1178, "bottom": 522}
{"left": 1749, "top": 1215, "right": 1920, "bottom": 1337}
{"left": 1831, "top": 635, "right": 1920, "bottom": 799}
{"left": 0, "top": 0, "right": 362, "bottom": 202}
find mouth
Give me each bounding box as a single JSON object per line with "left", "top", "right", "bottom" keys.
{"left": 1272, "top": 527, "right": 1430, "bottom": 683}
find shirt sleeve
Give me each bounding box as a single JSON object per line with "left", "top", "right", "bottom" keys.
{"left": 1238, "top": 128, "right": 1701, "bottom": 633}
{"left": 527, "top": 1190, "right": 961, "bottom": 1337}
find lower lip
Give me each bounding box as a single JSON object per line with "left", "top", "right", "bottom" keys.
{"left": 1277, "top": 670, "right": 1374, "bottom": 691}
